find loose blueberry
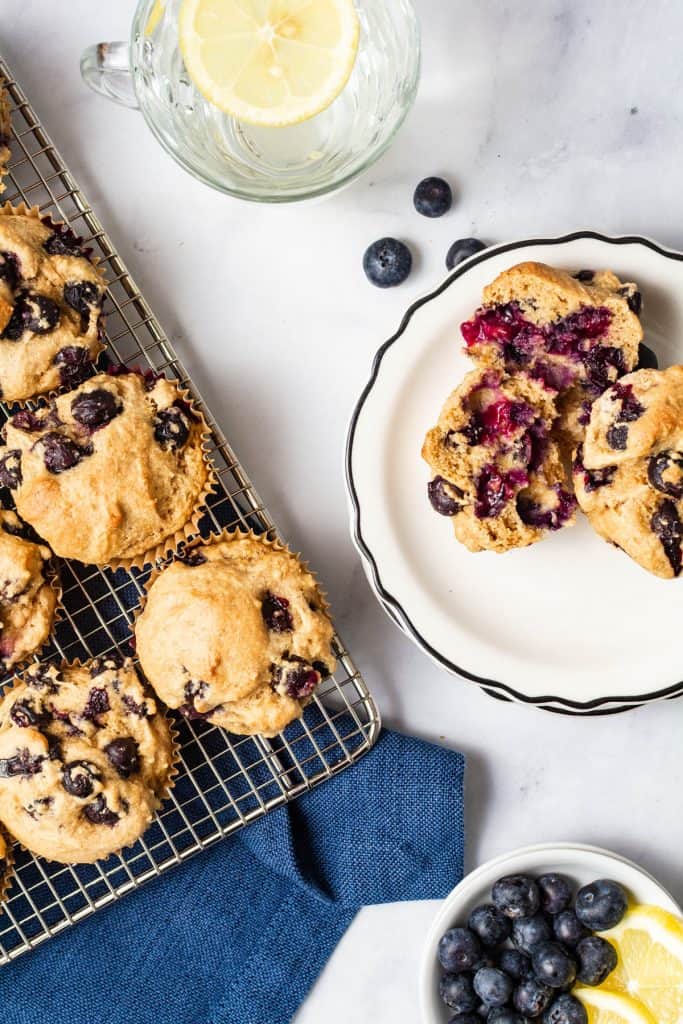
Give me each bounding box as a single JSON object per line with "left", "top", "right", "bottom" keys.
{"left": 154, "top": 405, "right": 190, "bottom": 450}
{"left": 473, "top": 967, "right": 513, "bottom": 1008}
{"left": 63, "top": 280, "right": 101, "bottom": 332}
{"left": 553, "top": 910, "right": 589, "bottom": 948}
{"left": 468, "top": 904, "right": 512, "bottom": 947}
{"left": 62, "top": 760, "right": 100, "bottom": 798}
{"left": 54, "top": 345, "right": 94, "bottom": 388}
{"left": 71, "top": 388, "right": 121, "bottom": 431}
{"left": 363, "top": 237, "right": 412, "bottom": 288}
{"left": 531, "top": 943, "right": 577, "bottom": 989}
{"left": 512, "top": 913, "right": 553, "bottom": 956}
{"left": 440, "top": 973, "right": 479, "bottom": 1013}
{"left": 0, "top": 748, "right": 45, "bottom": 777}
{"left": 261, "top": 592, "right": 294, "bottom": 633}
{"left": 542, "top": 994, "right": 588, "bottom": 1024}
{"left": 439, "top": 927, "right": 482, "bottom": 973}
{"left": 537, "top": 875, "right": 572, "bottom": 916}
{"left": 651, "top": 499, "right": 683, "bottom": 576}
{"left": 492, "top": 875, "right": 541, "bottom": 919}
{"left": 0, "top": 450, "right": 22, "bottom": 489}
{"left": 414, "top": 176, "right": 452, "bottom": 218}
{"left": 40, "top": 432, "right": 92, "bottom": 474}
{"left": 83, "top": 794, "right": 119, "bottom": 826}
{"left": 575, "top": 936, "right": 617, "bottom": 986}
{"left": 498, "top": 948, "right": 532, "bottom": 981}
{"left": 428, "top": 476, "right": 464, "bottom": 516}
{"left": 104, "top": 737, "right": 140, "bottom": 778}
{"left": 447, "top": 1015, "right": 480, "bottom": 1024}
{"left": 648, "top": 451, "right": 683, "bottom": 499}
{"left": 575, "top": 880, "right": 627, "bottom": 931}
{"left": 513, "top": 977, "right": 553, "bottom": 1018}
{"left": 636, "top": 342, "right": 658, "bottom": 371}
{"left": 446, "top": 238, "right": 486, "bottom": 271}
{"left": 487, "top": 1010, "right": 527, "bottom": 1024}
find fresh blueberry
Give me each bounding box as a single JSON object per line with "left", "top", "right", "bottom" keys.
{"left": 498, "top": 948, "right": 532, "bottom": 981}
{"left": 62, "top": 760, "right": 100, "bottom": 798}
{"left": 439, "top": 927, "right": 482, "bottom": 973}
{"left": 651, "top": 499, "right": 683, "bottom": 576}
{"left": 363, "top": 237, "right": 412, "bottom": 288}
{"left": 468, "top": 904, "right": 512, "bottom": 947}
{"left": 537, "top": 875, "right": 572, "bottom": 916}
{"left": 414, "top": 176, "right": 452, "bottom": 218}
{"left": 648, "top": 451, "right": 683, "bottom": 499}
{"left": 40, "top": 432, "right": 92, "bottom": 474}
{"left": 531, "top": 943, "right": 576, "bottom": 989}
{"left": 448, "top": 1016, "right": 480, "bottom": 1024}
{"left": 428, "top": 476, "right": 464, "bottom": 516}
{"left": 54, "top": 345, "right": 94, "bottom": 388}
{"left": 104, "top": 737, "right": 140, "bottom": 778}
{"left": 575, "top": 880, "right": 627, "bottom": 931}
{"left": 512, "top": 913, "right": 552, "bottom": 955}
{"left": 575, "top": 936, "right": 617, "bottom": 986}
{"left": 473, "top": 967, "right": 513, "bottom": 1008}
{"left": 487, "top": 1010, "right": 528, "bottom": 1024}
{"left": 513, "top": 977, "right": 553, "bottom": 1018}
{"left": 261, "top": 592, "right": 294, "bottom": 633}
{"left": 83, "top": 794, "right": 119, "bottom": 826}
{"left": 446, "top": 237, "right": 486, "bottom": 271}
{"left": 636, "top": 342, "right": 658, "bottom": 370}
{"left": 542, "top": 994, "right": 588, "bottom": 1024}
{"left": 553, "top": 910, "right": 589, "bottom": 948}
{"left": 0, "top": 748, "right": 45, "bottom": 777}
{"left": 492, "top": 875, "right": 541, "bottom": 919}
{"left": 440, "top": 973, "right": 479, "bottom": 1013}
{"left": 63, "top": 280, "right": 101, "bottom": 332}
{"left": 154, "top": 405, "right": 190, "bottom": 450}
{"left": 0, "top": 450, "right": 21, "bottom": 489}
{"left": 71, "top": 388, "right": 121, "bottom": 430}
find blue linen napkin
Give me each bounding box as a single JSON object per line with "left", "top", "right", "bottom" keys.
{"left": 0, "top": 721, "right": 465, "bottom": 1024}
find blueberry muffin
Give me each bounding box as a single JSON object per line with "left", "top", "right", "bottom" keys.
{"left": 0, "top": 84, "right": 10, "bottom": 194}
{"left": 135, "top": 533, "right": 336, "bottom": 737}
{"left": 422, "top": 367, "right": 576, "bottom": 553}
{"left": 0, "top": 370, "right": 212, "bottom": 567}
{"left": 0, "top": 656, "right": 175, "bottom": 863}
{"left": 461, "top": 262, "right": 644, "bottom": 446}
{"left": 0, "top": 204, "right": 106, "bottom": 402}
{"left": 0, "top": 827, "right": 13, "bottom": 900}
{"left": 0, "top": 509, "right": 59, "bottom": 670}
{"left": 574, "top": 366, "right": 683, "bottom": 578}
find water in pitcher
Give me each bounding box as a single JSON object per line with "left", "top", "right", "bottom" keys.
{"left": 131, "top": 0, "right": 419, "bottom": 198}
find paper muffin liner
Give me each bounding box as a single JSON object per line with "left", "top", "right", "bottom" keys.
{"left": 105, "top": 381, "right": 217, "bottom": 573}
{"left": 0, "top": 202, "right": 108, "bottom": 406}
{"left": 132, "top": 526, "right": 336, "bottom": 735}
{"left": 0, "top": 656, "right": 181, "bottom": 865}
{"left": 0, "top": 824, "right": 15, "bottom": 904}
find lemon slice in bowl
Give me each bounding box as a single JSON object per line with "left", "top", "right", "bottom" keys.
{"left": 179, "top": 0, "right": 360, "bottom": 127}
{"left": 599, "top": 904, "right": 683, "bottom": 1024}
{"left": 575, "top": 987, "right": 657, "bottom": 1024}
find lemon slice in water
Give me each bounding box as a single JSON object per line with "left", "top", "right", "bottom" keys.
{"left": 179, "top": 0, "right": 360, "bottom": 127}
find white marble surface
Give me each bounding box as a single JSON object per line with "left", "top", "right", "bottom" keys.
{"left": 3, "top": 1, "right": 683, "bottom": 1020}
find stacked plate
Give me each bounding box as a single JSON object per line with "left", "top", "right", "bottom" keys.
{"left": 346, "top": 233, "right": 683, "bottom": 715}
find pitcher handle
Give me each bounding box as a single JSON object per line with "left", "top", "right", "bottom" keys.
{"left": 80, "top": 42, "right": 139, "bottom": 110}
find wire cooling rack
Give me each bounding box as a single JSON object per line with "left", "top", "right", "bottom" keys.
{"left": 0, "top": 56, "right": 381, "bottom": 965}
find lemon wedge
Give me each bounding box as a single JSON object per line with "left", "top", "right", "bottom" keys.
{"left": 600, "top": 903, "right": 683, "bottom": 1024}
{"left": 575, "top": 986, "right": 658, "bottom": 1024}
{"left": 179, "top": 0, "right": 360, "bottom": 126}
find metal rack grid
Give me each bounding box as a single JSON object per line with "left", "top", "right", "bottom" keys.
{"left": 0, "top": 56, "right": 381, "bottom": 965}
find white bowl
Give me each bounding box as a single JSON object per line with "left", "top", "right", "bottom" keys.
{"left": 419, "top": 842, "right": 682, "bottom": 1023}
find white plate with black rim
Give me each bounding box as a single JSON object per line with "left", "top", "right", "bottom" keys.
{"left": 346, "top": 232, "right": 683, "bottom": 714}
